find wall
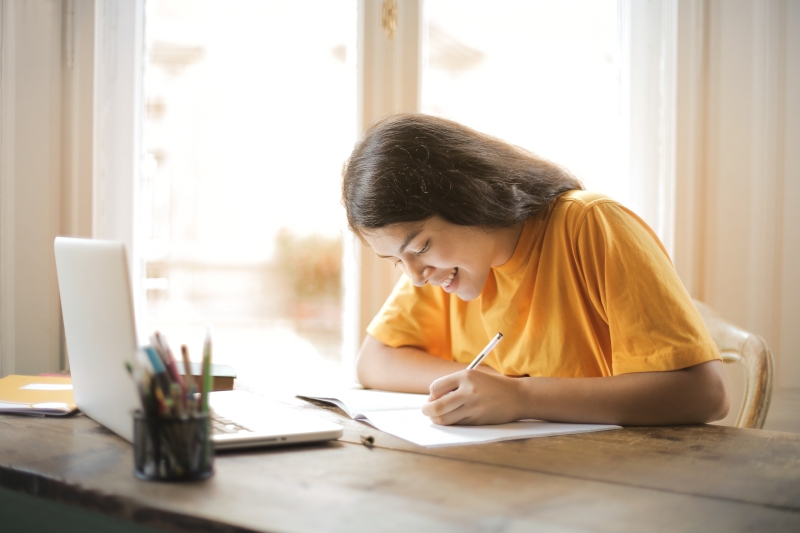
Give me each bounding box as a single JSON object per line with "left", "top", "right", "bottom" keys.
{"left": 0, "top": 0, "right": 141, "bottom": 376}
{"left": 0, "top": 0, "right": 65, "bottom": 374}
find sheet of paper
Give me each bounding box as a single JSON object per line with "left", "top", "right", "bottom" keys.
{"left": 362, "top": 409, "right": 620, "bottom": 448}
{"left": 0, "top": 400, "right": 31, "bottom": 409}
{"left": 0, "top": 400, "right": 50, "bottom": 417}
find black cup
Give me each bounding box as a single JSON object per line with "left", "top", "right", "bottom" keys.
{"left": 133, "top": 410, "right": 213, "bottom": 481}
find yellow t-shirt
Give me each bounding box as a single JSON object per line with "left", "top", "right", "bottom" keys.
{"left": 367, "top": 190, "right": 719, "bottom": 377}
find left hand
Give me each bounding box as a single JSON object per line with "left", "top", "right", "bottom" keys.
{"left": 421, "top": 369, "right": 523, "bottom": 426}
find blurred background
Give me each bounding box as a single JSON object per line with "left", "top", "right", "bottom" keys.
{"left": 142, "top": 0, "right": 357, "bottom": 392}
{"left": 141, "top": 0, "right": 624, "bottom": 393}
{"left": 3, "top": 0, "right": 798, "bottom": 431}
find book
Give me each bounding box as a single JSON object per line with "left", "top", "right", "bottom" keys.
{"left": 178, "top": 362, "right": 236, "bottom": 392}
{"left": 297, "top": 389, "right": 620, "bottom": 448}
{"left": 0, "top": 375, "right": 78, "bottom": 416}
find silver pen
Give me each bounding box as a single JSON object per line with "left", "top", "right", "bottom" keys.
{"left": 466, "top": 332, "right": 504, "bottom": 370}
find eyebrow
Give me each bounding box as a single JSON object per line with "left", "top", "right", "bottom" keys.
{"left": 376, "top": 229, "right": 422, "bottom": 259}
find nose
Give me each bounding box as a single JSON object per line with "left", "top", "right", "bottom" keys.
{"left": 406, "top": 260, "right": 435, "bottom": 287}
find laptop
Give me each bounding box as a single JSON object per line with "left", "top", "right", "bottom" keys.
{"left": 54, "top": 237, "right": 343, "bottom": 450}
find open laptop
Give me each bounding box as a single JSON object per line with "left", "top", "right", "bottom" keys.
{"left": 54, "top": 237, "right": 343, "bottom": 450}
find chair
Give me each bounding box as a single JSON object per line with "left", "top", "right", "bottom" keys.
{"left": 693, "top": 299, "right": 774, "bottom": 429}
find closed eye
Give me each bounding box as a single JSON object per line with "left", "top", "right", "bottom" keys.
{"left": 416, "top": 241, "right": 430, "bottom": 256}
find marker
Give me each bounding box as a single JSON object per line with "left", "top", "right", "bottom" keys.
{"left": 143, "top": 345, "right": 173, "bottom": 396}
{"left": 143, "top": 345, "right": 166, "bottom": 374}
{"left": 466, "top": 332, "right": 504, "bottom": 370}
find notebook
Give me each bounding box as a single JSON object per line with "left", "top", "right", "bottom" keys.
{"left": 0, "top": 375, "right": 77, "bottom": 416}
{"left": 298, "top": 389, "right": 620, "bottom": 448}
{"left": 54, "top": 237, "right": 343, "bottom": 450}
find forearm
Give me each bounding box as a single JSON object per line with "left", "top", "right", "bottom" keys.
{"left": 514, "top": 361, "right": 730, "bottom": 426}
{"left": 357, "top": 334, "right": 475, "bottom": 393}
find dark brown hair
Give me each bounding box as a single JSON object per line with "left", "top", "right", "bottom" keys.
{"left": 342, "top": 113, "right": 583, "bottom": 233}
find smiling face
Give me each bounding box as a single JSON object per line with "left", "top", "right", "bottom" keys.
{"left": 362, "top": 217, "right": 524, "bottom": 301}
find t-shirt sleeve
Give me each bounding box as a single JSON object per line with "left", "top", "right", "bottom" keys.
{"left": 366, "top": 277, "right": 452, "bottom": 361}
{"left": 574, "top": 200, "right": 720, "bottom": 375}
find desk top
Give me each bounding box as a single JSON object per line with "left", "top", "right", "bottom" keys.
{"left": 2, "top": 396, "right": 800, "bottom": 533}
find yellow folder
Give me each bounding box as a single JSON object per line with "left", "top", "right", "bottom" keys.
{"left": 0, "top": 375, "right": 77, "bottom": 416}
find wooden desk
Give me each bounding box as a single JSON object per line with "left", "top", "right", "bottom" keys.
{"left": 1, "top": 396, "right": 799, "bottom": 532}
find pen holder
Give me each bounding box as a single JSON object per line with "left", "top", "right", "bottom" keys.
{"left": 133, "top": 410, "right": 213, "bottom": 481}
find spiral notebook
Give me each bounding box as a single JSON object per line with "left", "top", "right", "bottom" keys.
{"left": 298, "top": 389, "right": 620, "bottom": 448}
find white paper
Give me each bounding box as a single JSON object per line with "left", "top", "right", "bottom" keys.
{"left": 298, "top": 389, "right": 620, "bottom": 448}
{"left": 20, "top": 383, "right": 73, "bottom": 391}
{"left": 32, "top": 402, "right": 71, "bottom": 410}
{"left": 0, "top": 400, "right": 30, "bottom": 409}
{"left": 0, "top": 400, "right": 64, "bottom": 417}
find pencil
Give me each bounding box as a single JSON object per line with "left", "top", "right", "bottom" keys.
{"left": 466, "top": 332, "right": 504, "bottom": 370}
{"left": 201, "top": 326, "right": 213, "bottom": 414}
{"left": 199, "top": 327, "right": 213, "bottom": 472}
{"left": 180, "top": 344, "right": 197, "bottom": 414}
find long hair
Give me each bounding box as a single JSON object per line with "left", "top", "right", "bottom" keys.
{"left": 342, "top": 114, "right": 583, "bottom": 234}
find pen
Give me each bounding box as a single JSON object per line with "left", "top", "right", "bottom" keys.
{"left": 467, "top": 332, "right": 504, "bottom": 370}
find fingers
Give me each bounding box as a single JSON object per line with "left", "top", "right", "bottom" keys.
{"left": 422, "top": 387, "right": 464, "bottom": 419}
{"left": 423, "top": 370, "right": 520, "bottom": 426}
{"left": 427, "top": 403, "right": 473, "bottom": 426}
{"left": 428, "top": 371, "right": 464, "bottom": 401}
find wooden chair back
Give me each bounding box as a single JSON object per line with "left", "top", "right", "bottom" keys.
{"left": 693, "top": 299, "right": 774, "bottom": 429}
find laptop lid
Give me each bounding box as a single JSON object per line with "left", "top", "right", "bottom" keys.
{"left": 54, "top": 237, "right": 141, "bottom": 441}
{"left": 54, "top": 237, "right": 343, "bottom": 448}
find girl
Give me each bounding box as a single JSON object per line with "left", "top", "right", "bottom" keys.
{"left": 342, "top": 114, "right": 728, "bottom": 427}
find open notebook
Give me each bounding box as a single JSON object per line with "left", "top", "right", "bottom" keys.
{"left": 297, "top": 389, "right": 619, "bottom": 448}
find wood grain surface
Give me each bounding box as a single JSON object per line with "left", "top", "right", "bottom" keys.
{"left": 298, "top": 401, "right": 800, "bottom": 510}
{"left": 2, "top": 398, "right": 799, "bottom": 533}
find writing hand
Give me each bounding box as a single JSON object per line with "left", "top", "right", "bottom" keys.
{"left": 421, "top": 369, "right": 523, "bottom": 426}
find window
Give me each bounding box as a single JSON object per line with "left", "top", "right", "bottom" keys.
{"left": 142, "top": 0, "right": 356, "bottom": 393}
{"left": 421, "top": 0, "right": 627, "bottom": 203}
{"left": 137, "top": 0, "right": 645, "bottom": 391}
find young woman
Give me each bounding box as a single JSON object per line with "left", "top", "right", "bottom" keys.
{"left": 342, "top": 114, "right": 729, "bottom": 427}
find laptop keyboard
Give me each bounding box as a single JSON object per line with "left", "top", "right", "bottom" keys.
{"left": 211, "top": 414, "right": 253, "bottom": 435}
